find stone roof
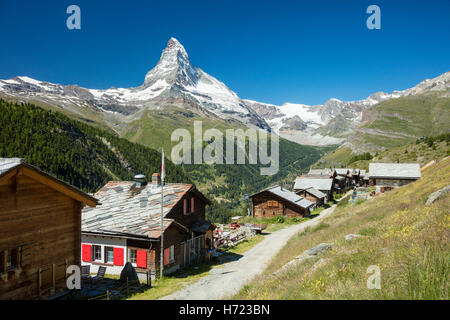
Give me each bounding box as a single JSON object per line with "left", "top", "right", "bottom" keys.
{"left": 304, "top": 187, "right": 327, "bottom": 199}
{"left": 308, "top": 168, "right": 335, "bottom": 177}
{"left": 82, "top": 182, "right": 200, "bottom": 237}
{"left": 252, "top": 185, "right": 314, "bottom": 209}
{"left": 294, "top": 178, "right": 333, "bottom": 191}
{"left": 0, "top": 158, "right": 24, "bottom": 176}
{"left": 368, "top": 163, "right": 421, "bottom": 179}
{"left": 334, "top": 168, "right": 350, "bottom": 175}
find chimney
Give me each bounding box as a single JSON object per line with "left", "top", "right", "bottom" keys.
{"left": 152, "top": 173, "right": 161, "bottom": 186}
{"left": 134, "top": 174, "right": 147, "bottom": 188}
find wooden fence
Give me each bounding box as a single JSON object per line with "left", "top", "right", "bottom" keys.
{"left": 37, "top": 259, "right": 68, "bottom": 297}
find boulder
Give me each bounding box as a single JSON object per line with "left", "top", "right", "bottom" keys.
{"left": 119, "top": 262, "right": 139, "bottom": 284}
{"left": 307, "top": 243, "right": 332, "bottom": 256}
{"left": 426, "top": 185, "right": 450, "bottom": 206}
{"left": 345, "top": 234, "right": 362, "bottom": 241}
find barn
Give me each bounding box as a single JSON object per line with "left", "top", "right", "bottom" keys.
{"left": 0, "top": 158, "right": 98, "bottom": 300}
{"left": 368, "top": 163, "right": 421, "bottom": 187}
{"left": 251, "top": 185, "right": 314, "bottom": 218}
{"left": 81, "top": 174, "right": 214, "bottom": 279}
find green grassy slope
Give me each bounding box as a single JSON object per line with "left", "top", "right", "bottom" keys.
{"left": 350, "top": 94, "right": 450, "bottom": 152}
{"left": 234, "top": 157, "right": 450, "bottom": 300}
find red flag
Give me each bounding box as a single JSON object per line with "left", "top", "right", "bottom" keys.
{"left": 161, "top": 148, "right": 165, "bottom": 183}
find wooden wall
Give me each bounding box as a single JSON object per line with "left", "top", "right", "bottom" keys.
{"left": 252, "top": 191, "right": 308, "bottom": 218}
{"left": 167, "top": 190, "right": 207, "bottom": 229}
{"left": 0, "top": 171, "right": 81, "bottom": 300}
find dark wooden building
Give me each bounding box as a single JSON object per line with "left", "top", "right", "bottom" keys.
{"left": 296, "top": 187, "right": 326, "bottom": 208}
{"left": 251, "top": 185, "right": 314, "bottom": 218}
{"left": 81, "top": 174, "right": 214, "bottom": 279}
{"left": 368, "top": 163, "right": 421, "bottom": 187}
{"left": 0, "top": 158, "right": 98, "bottom": 300}
{"left": 294, "top": 177, "right": 334, "bottom": 202}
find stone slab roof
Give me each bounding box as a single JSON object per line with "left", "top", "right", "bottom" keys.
{"left": 368, "top": 163, "right": 421, "bottom": 179}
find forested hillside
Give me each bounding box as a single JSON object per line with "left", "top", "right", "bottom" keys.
{"left": 0, "top": 99, "right": 333, "bottom": 223}
{"left": 0, "top": 99, "right": 188, "bottom": 193}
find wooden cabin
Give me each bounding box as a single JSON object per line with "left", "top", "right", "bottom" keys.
{"left": 294, "top": 177, "right": 334, "bottom": 202}
{"left": 251, "top": 185, "right": 314, "bottom": 218}
{"left": 0, "top": 158, "right": 98, "bottom": 300}
{"left": 296, "top": 187, "right": 326, "bottom": 208}
{"left": 81, "top": 174, "right": 214, "bottom": 279}
{"left": 368, "top": 163, "right": 421, "bottom": 187}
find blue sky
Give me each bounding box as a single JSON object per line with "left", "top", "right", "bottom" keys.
{"left": 0, "top": 0, "right": 449, "bottom": 105}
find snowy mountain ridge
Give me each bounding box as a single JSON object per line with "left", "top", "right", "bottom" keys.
{"left": 0, "top": 37, "right": 448, "bottom": 146}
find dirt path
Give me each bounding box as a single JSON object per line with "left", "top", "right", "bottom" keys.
{"left": 159, "top": 197, "right": 345, "bottom": 300}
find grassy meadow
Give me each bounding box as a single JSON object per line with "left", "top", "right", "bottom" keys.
{"left": 233, "top": 157, "right": 450, "bottom": 299}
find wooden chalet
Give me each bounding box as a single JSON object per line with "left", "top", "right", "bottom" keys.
{"left": 293, "top": 177, "right": 334, "bottom": 201}
{"left": 81, "top": 174, "right": 214, "bottom": 279}
{"left": 296, "top": 187, "right": 326, "bottom": 208}
{"left": 368, "top": 163, "right": 421, "bottom": 187}
{"left": 251, "top": 185, "right": 314, "bottom": 218}
{"left": 334, "top": 168, "right": 351, "bottom": 190}
{"left": 0, "top": 158, "right": 98, "bottom": 300}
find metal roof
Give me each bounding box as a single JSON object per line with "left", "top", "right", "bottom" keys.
{"left": 82, "top": 182, "right": 196, "bottom": 237}
{"left": 294, "top": 178, "right": 333, "bottom": 191}
{"left": 304, "top": 187, "right": 327, "bottom": 199}
{"left": 368, "top": 163, "right": 421, "bottom": 179}
{"left": 0, "top": 158, "right": 24, "bottom": 175}
{"left": 264, "top": 185, "right": 314, "bottom": 209}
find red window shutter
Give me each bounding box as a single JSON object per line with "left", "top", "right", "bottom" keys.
{"left": 191, "top": 197, "right": 195, "bottom": 213}
{"left": 113, "top": 248, "right": 124, "bottom": 266}
{"left": 163, "top": 248, "right": 170, "bottom": 266}
{"left": 82, "top": 244, "right": 91, "bottom": 262}
{"left": 136, "top": 250, "right": 147, "bottom": 268}
{"left": 183, "top": 198, "right": 187, "bottom": 215}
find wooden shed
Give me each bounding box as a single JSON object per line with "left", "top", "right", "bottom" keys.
{"left": 251, "top": 185, "right": 314, "bottom": 218}
{"left": 0, "top": 158, "right": 98, "bottom": 300}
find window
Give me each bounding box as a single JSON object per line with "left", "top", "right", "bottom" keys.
{"left": 0, "top": 251, "right": 4, "bottom": 274}
{"left": 128, "top": 249, "right": 137, "bottom": 265}
{"left": 105, "top": 247, "right": 114, "bottom": 264}
{"left": 3, "top": 248, "right": 20, "bottom": 271}
{"left": 169, "top": 245, "right": 175, "bottom": 263}
{"left": 190, "top": 197, "right": 195, "bottom": 214}
{"left": 92, "top": 245, "right": 102, "bottom": 262}
{"left": 268, "top": 200, "right": 279, "bottom": 208}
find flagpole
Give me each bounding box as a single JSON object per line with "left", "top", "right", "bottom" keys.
{"left": 160, "top": 149, "right": 165, "bottom": 279}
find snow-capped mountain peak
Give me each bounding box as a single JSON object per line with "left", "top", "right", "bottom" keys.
{"left": 143, "top": 37, "right": 199, "bottom": 88}
{"left": 0, "top": 37, "right": 270, "bottom": 129}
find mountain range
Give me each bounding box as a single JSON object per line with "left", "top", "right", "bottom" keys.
{"left": 0, "top": 37, "right": 449, "bottom": 155}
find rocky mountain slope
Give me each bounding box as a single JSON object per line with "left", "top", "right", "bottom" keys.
{"left": 0, "top": 38, "right": 269, "bottom": 134}
{"left": 245, "top": 71, "right": 450, "bottom": 146}
{"left": 0, "top": 38, "right": 448, "bottom": 153}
